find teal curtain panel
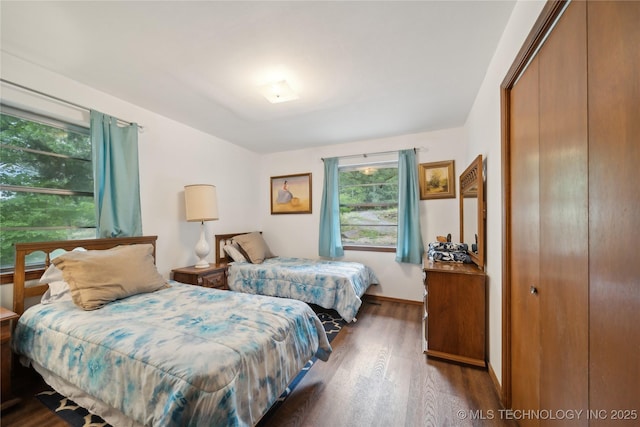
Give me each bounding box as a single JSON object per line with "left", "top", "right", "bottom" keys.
{"left": 396, "top": 149, "right": 424, "bottom": 264}
{"left": 90, "top": 110, "right": 142, "bottom": 238}
{"left": 318, "top": 157, "right": 344, "bottom": 258}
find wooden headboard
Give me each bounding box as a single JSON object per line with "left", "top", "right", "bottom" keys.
{"left": 214, "top": 232, "right": 256, "bottom": 264}
{"left": 13, "top": 236, "right": 158, "bottom": 315}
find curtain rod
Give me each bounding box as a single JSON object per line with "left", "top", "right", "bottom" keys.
{"left": 0, "top": 78, "right": 144, "bottom": 131}
{"left": 322, "top": 147, "right": 423, "bottom": 162}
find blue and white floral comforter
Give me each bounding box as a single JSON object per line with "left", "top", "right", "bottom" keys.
{"left": 12, "top": 281, "right": 331, "bottom": 427}
{"left": 228, "top": 257, "right": 379, "bottom": 322}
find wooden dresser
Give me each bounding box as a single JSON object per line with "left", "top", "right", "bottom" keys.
{"left": 422, "top": 259, "right": 486, "bottom": 367}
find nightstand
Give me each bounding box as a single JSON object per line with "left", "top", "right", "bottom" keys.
{"left": 1, "top": 306, "right": 20, "bottom": 411}
{"left": 171, "top": 263, "right": 229, "bottom": 290}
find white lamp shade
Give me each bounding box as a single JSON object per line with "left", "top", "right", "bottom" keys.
{"left": 184, "top": 184, "right": 219, "bottom": 222}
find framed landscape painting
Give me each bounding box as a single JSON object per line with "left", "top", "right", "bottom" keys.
{"left": 419, "top": 160, "right": 455, "bottom": 200}
{"left": 270, "top": 173, "right": 312, "bottom": 214}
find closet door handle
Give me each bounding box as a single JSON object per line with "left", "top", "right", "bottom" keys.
{"left": 530, "top": 286, "right": 538, "bottom": 295}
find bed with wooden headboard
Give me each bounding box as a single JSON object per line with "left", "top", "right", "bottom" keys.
{"left": 216, "top": 231, "right": 379, "bottom": 322}
{"left": 10, "top": 235, "right": 331, "bottom": 426}
{"left": 13, "top": 235, "right": 158, "bottom": 315}
{"left": 214, "top": 231, "right": 255, "bottom": 264}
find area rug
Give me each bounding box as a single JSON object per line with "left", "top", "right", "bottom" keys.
{"left": 36, "top": 305, "right": 345, "bottom": 427}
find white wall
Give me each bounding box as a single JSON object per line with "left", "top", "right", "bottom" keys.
{"left": 0, "top": 52, "right": 261, "bottom": 308}
{"left": 464, "top": 0, "right": 546, "bottom": 385}
{"left": 259, "top": 128, "right": 467, "bottom": 302}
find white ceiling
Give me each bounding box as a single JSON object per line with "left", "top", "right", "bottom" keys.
{"left": 0, "top": 1, "right": 516, "bottom": 154}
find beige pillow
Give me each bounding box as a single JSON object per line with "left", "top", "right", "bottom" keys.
{"left": 233, "top": 232, "right": 274, "bottom": 264}
{"left": 52, "top": 243, "right": 168, "bottom": 310}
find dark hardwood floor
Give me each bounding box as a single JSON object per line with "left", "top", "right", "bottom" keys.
{"left": 260, "top": 299, "right": 515, "bottom": 427}
{"left": 1, "top": 363, "right": 67, "bottom": 427}
{"left": 1, "top": 299, "right": 515, "bottom": 427}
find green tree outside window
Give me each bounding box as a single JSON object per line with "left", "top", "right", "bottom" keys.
{"left": 339, "top": 164, "right": 398, "bottom": 247}
{"left": 0, "top": 107, "right": 95, "bottom": 269}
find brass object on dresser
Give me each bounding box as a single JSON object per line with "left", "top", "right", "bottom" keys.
{"left": 422, "top": 259, "right": 486, "bottom": 368}
{"left": 171, "top": 263, "right": 228, "bottom": 290}
{"left": 1, "top": 306, "right": 21, "bottom": 411}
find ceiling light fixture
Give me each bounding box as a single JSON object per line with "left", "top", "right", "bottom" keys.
{"left": 260, "top": 80, "right": 299, "bottom": 104}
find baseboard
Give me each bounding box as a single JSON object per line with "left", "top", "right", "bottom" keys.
{"left": 487, "top": 361, "right": 503, "bottom": 405}
{"left": 362, "top": 294, "right": 422, "bottom": 306}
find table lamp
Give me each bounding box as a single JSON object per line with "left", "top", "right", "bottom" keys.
{"left": 184, "top": 184, "right": 219, "bottom": 268}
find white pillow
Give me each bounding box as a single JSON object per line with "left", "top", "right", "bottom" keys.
{"left": 224, "top": 243, "right": 247, "bottom": 263}
{"left": 39, "top": 263, "right": 65, "bottom": 284}
{"left": 39, "top": 264, "right": 72, "bottom": 304}
{"left": 41, "top": 281, "right": 72, "bottom": 304}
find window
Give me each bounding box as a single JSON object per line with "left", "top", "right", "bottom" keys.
{"left": 338, "top": 161, "right": 398, "bottom": 249}
{"left": 0, "top": 105, "right": 95, "bottom": 269}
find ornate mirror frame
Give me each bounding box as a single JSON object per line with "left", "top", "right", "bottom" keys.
{"left": 459, "top": 154, "right": 485, "bottom": 269}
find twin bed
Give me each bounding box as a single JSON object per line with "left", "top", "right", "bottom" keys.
{"left": 11, "top": 236, "right": 332, "bottom": 427}
{"left": 215, "top": 232, "right": 379, "bottom": 323}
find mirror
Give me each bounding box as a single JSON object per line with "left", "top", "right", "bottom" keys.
{"left": 460, "top": 155, "right": 485, "bottom": 269}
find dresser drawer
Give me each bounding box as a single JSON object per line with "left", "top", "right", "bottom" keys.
{"left": 171, "top": 263, "right": 229, "bottom": 290}
{"left": 199, "top": 270, "right": 227, "bottom": 289}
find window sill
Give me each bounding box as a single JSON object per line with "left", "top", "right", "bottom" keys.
{"left": 0, "top": 267, "right": 46, "bottom": 285}
{"left": 343, "top": 245, "right": 396, "bottom": 253}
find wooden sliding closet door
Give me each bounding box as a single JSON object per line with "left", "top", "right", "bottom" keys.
{"left": 510, "top": 2, "right": 589, "bottom": 422}
{"left": 509, "top": 57, "right": 541, "bottom": 427}
{"left": 588, "top": 1, "right": 640, "bottom": 423}
{"left": 537, "top": 1, "right": 589, "bottom": 420}
{"left": 506, "top": 0, "right": 639, "bottom": 421}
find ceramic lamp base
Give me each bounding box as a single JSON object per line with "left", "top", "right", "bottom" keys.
{"left": 194, "top": 221, "right": 210, "bottom": 268}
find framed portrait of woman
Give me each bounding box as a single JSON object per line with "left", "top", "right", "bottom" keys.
{"left": 270, "top": 173, "right": 312, "bottom": 214}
